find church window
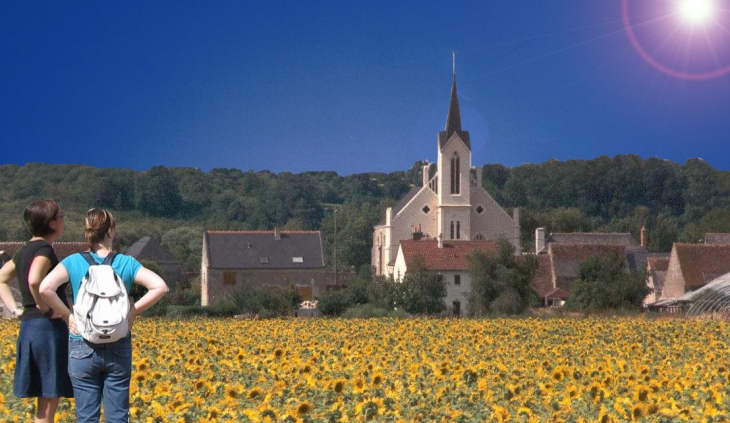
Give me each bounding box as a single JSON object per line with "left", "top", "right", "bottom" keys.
{"left": 450, "top": 153, "right": 460, "bottom": 195}
{"left": 422, "top": 206, "right": 430, "bottom": 214}
{"left": 474, "top": 233, "right": 485, "bottom": 241}
{"left": 476, "top": 205, "right": 484, "bottom": 214}
{"left": 456, "top": 221, "right": 461, "bottom": 239}
{"left": 454, "top": 274, "right": 461, "bottom": 285}
{"left": 450, "top": 221, "right": 455, "bottom": 239}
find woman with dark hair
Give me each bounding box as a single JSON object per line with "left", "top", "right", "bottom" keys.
{"left": 40, "top": 208, "right": 167, "bottom": 423}
{"left": 0, "top": 200, "right": 73, "bottom": 423}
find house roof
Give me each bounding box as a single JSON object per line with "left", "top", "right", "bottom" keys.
{"left": 531, "top": 254, "right": 555, "bottom": 298}
{"left": 674, "top": 243, "right": 730, "bottom": 288}
{"left": 544, "top": 286, "right": 570, "bottom": 299}
{"left": 204, "top": 230, "right": 324, "bottom": 270}
{"left": 124, "top": 236, "right": 180, "bottom": 264}
{"left": 399, "top": 239, "right": 497, "bottom": 271}
{"left": 549, "top": 243, "right": 626, "bottom": 283}
{"left": 549, "top": 243, "right": 626, "bottom": 261}
{"left": 547, "top": 232, "right": 638, "bottom": 246}
{"left": 647, "top": 256, "right": 670, "bottom": 272}
{"left": 704, "top": 233, "right": 730, "bottom": 244}
{"left": 0, "top": 241, "right": 87, "bottom": 261}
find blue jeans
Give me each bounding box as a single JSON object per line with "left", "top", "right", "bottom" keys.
{"left": 68, "top": 336, "right": 132, "bottom": 423}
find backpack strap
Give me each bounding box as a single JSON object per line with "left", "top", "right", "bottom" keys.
{"left": 101, "top": 252, "right": 118, "bottom": 266}
{"left": 81, "top": 252, "right": 97, "bottom": 266}
{"left": 81, "top": 251, "right": 118, "bottom": 266}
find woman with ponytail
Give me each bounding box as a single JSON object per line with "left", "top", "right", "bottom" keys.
{"left": 40, "top": 208, "right": 168, "bottom": 423}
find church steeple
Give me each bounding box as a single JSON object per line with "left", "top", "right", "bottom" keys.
{"left": 439, "top": 52, "right": 470, "bottom": 150}
{"left": 445, "top": 73, "right": 462, "bottom": 137}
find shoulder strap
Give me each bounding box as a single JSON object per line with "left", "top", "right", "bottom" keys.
{"left": 102, "top": 252, "right": 118, "bottom": 266}
{"left": 81, "top": 252, "right": 97, "bottom": 266}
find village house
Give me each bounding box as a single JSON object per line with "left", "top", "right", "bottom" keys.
{"left": 532, "top": 229, "right": 666, "bottom": 307}
{"left": 201, "top": 229, "right": 344, "bottom": 306}
{"left": 392, "top": 238, "right": 497, "bottom": 316}
{"left": 1, "top": 241, "right": 87, "bottom": 318}
{"left": 125, "top": 236, "right": 183, "bottom": 290}
{"left": 372, "top": 71, "right": 520, "bottom": 280}
{"left": 644, "top": 256, "right": 670, "bottom": 306}
{"left": 660, "top": 243, "right": 730, "bottom": 300}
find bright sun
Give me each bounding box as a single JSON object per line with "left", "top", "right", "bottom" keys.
{"left": 678, "top": 0, "right": 714, "bottom": 24}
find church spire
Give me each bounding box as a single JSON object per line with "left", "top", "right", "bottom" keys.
{"left": 439, "top": 51, "right": 470, "bottom": 150}
{"left": 444, "top": 70, "right": 462, "bottom": 137}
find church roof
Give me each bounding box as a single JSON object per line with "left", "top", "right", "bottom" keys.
{"left": 438, "top": 74, "right": 470, "bottom": 151}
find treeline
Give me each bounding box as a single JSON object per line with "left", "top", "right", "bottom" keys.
{"left": 483, "top": 155, "right": 730, "bottom": 252}
{"left": 2, "top": 155, "right": 730, "bottom": 276}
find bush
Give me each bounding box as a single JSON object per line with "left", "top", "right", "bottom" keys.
{"left": 489, "top": 289, "right": 526, "bottom": 315}
{"left": 341, "top": 304, "right": 408, "bottom": 318}
{"left": 165, "top": 305, "right": 206, "bottom": 319}
{"left": 317, "top": 289, "right": 351, "bottom": 316}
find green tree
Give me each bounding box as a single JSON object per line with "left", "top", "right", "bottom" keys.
{"left": 564, "top": 252, "right": 647, "bottom": 311}
{"left": 135, "top": 166, "right": 183, "bottom": 217}
{"left": 399, "top": 255, "right": 446, "bottom": 315}
{"left": 467, "top": 239, "right": 538, "bottom": 316}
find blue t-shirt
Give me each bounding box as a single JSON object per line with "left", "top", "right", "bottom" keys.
{"left": 60, "top": 252, "right": 142, "bottom": 302}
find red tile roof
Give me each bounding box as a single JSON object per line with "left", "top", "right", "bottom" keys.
{"left": 647, "top": 256, "right": 669, "bottom": 272}
{"left": 0, "top": 241, "right": 87, "bottom": 261}
{"left": 531, "top": 254, "right": 555, "bottom": 297}
{"left": 674, "top": 243, "right": 730, "bottom": 288}
{"left": 400, "top": 239, "right": 497, "bottom": 271}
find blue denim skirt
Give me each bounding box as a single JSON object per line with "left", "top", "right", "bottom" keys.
{"left": 14, "top": 318, "right": 74, "bottom": 398}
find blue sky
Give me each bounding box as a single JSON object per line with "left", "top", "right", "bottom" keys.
{"left": 3, "top": 1, "right": 730, "bottom": 175}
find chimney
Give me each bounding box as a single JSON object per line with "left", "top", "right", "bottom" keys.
{"left": 512, "top": 207, "right": 520, "bottom": 227}
{"left": 535, "top": 228, "right": 546, "bottom": 254}
{"left": 422, "top": 162, "right": 430, "bottom": 187}
{"left": 438, "top": 233, "right": 444, "bottom": 249}
{"left": 412, "top": 224, "right": 423, "bottom": 241}
{"left": 274, "top": 227, "right": 281, "bottom": 240}
{"left": 640, "top": 225, "right": 646, "bottom": 248}
{"left": 477, "top": 165, "right": 483, "bottom": 187}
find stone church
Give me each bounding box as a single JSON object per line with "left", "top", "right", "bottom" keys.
{"left": 372, "top": 73, "right": 520, "bottom": 278}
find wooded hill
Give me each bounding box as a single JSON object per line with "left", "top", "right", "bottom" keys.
{"left": 2, "top": 155, "right": 730, "bottom": 276}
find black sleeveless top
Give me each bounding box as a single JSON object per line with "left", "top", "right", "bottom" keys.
{"left": 12, "top": 240, "right": 69, "bottom": 320}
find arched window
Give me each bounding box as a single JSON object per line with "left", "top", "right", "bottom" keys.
{"left": 450, "top": 152, "right": 460, "bottom": 194}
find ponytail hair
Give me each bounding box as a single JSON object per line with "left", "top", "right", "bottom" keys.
{"left": 85, "top": 208, "right": 116, "bottom": 250}
{"left": 23, "top": 200, "right": 60, "bottom": 237}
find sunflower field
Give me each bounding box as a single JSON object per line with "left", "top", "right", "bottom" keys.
{"left": 1, "top": 317, "right": 729, "bottom": 422}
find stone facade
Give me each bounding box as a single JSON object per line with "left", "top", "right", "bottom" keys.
{"left": 661, "top": 243, "right": 730, "bottom": 300}
{"left": 201, "top": 230, "right": 347, "bottom": 306}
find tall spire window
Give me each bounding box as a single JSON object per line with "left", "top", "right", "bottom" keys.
{"left": 450, "top": 152, "right": 460, "bottom": 194}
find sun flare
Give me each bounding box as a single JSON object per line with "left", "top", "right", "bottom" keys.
{"left": 678, "top": 0, "right": 714, "bottom": 24}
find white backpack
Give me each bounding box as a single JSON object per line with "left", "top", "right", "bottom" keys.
{"left": 74, "top": 252, "right": 130, "bottom": 344}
